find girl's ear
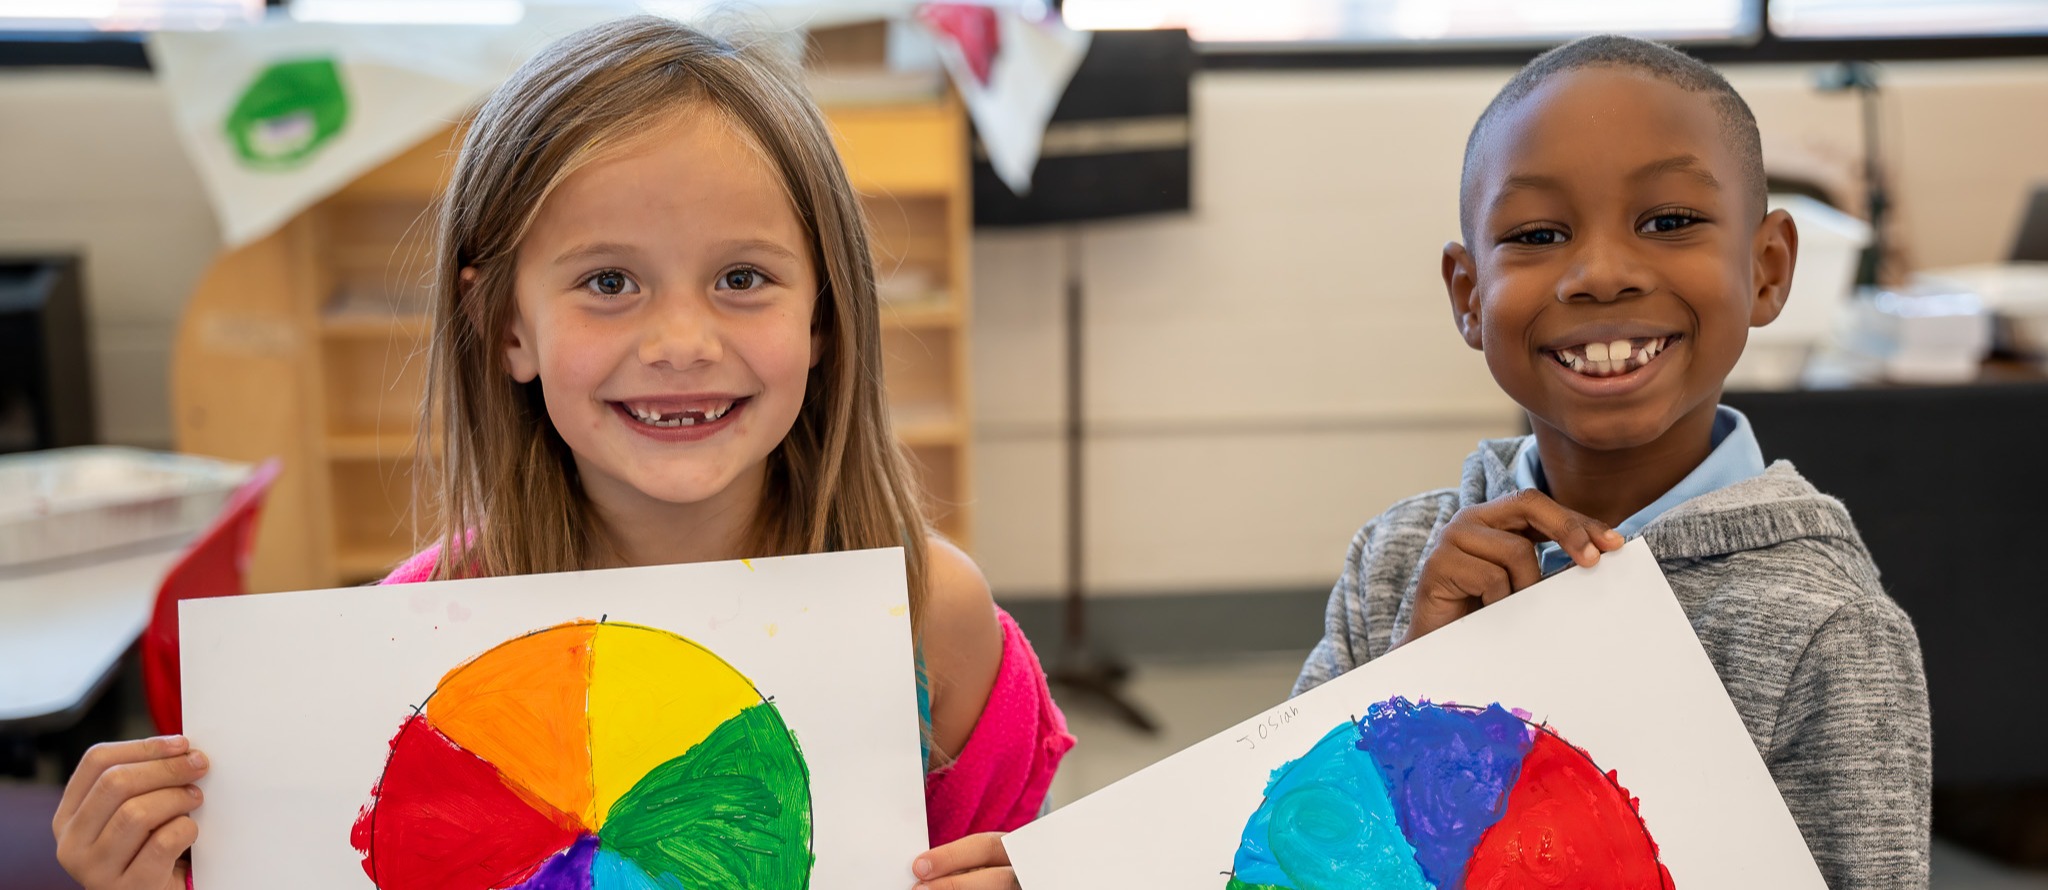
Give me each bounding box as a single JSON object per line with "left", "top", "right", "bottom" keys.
{"left": 1748, "top": 209, "right": 1800, "bottom": 328}
{"left": 1443, "top": 241, "right": 1484, "bottom": 350}
{"left": 477, "top": 267, "right": 539, "bottom": 383}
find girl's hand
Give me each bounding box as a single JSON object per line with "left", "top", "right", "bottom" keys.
{"left": 1403, "top": 489, "right": 1624, "bottom": 647}
{"left": 52, "top": 735, "right": 208, "bottom": 890}
{"left": 912, "top": 832, "right": 1017, "bottom": 889}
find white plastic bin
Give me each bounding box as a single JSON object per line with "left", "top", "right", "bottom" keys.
{"left": 1729, "top": 194, "right": 1872, "bottom": 389}
{"left": 0, "top": 447, "right": 252, "bottom": 570}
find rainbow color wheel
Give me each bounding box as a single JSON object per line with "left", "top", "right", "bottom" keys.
{"left": 1227, "top": 697, "right": 1672, "bottom": 890}
{"left": 350, "top": 620, "right": 812, "bottom": 890}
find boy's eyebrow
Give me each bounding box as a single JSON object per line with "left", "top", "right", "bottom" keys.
{"left": 1491, "top": 173, "right": 1565, "bottom": 210}
{"left": 1630, "top": 154, "right": 1720, "bottom": 189}
{"left": 1490, "top": 155, "right": 1722, "bottom": 212}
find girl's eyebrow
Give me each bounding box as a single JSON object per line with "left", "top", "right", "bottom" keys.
{"left": 553, "top": 241, "right": 640, "bottom": 265}
{"left": 717, "top": 238, "right": 804, "bottom": 264}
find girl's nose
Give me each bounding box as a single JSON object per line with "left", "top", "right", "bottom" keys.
{"left": 639, "top": 294, "right": 723, "bottom": 369}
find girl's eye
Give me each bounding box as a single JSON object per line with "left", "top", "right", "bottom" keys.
{"left": 1642, "top": 212, "right": 1705, "bottom": 234}
{"left": 582, "top": 269, "right": 637, "bottom": 297}
{"left": 1508, "top": 227, "right": 1566, "bottom": 246}
{"left": 718, "top": 267, "right": 766, "bottom": 291}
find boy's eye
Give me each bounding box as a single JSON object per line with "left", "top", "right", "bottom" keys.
{"left": 1508, "top": 227, "right": 1566, "bottom": 246}
{"left": 718, "top": 267, "right": 766, "bottom": 291}
{"left": 582, "top": 269, "right": 638, "bottom": 297}
{"left": 1641, "top": 212, "right": 1704, "bottom": 234}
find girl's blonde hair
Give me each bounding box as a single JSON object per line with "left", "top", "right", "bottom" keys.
{"left": 418, "top": 15, "right": 930, "bottom": 623}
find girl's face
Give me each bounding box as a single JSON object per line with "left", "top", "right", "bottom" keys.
{"left": 501, "top": 107, "right": 820, "bottom": 523}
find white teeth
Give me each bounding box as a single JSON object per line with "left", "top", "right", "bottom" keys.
{"left": 625, "top": 400, "right": 735, "bottom": 427}
{"left": 1554, "top": 336, "right": 1672, "bottom": 378}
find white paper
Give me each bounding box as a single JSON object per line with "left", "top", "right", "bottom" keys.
{"left": 1005, "top": 540, "right": 1826, "bottom": 889}
{"left": 181, "top": 548, "right": 926, "bottom": 889}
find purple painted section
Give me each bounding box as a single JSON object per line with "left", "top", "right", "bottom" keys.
{"left": 1357, "top": 697, "right": 1535, "bottom": 888}
{"left": 510, "top": 833, "right": 599, "bottom": 890}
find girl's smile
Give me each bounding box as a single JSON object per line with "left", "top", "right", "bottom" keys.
{"left": 610, "top": 395, "right": 750, "bottom": 442}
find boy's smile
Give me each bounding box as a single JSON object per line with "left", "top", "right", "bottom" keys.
{"left": 1444, "top": 66, "right": 1796, "bottom": 514}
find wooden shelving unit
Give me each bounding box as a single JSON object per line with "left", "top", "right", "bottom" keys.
{"left": 173, "top": 92, "right": 975, "bottom": 593}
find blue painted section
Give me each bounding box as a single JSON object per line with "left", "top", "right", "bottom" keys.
{"left": 1230, "top": 720, "right": 1432, "bottom": 890}
{"left": 1356, "top": 698, "right": 1534, "bottom": 888}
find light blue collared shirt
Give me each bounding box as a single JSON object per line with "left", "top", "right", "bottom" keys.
{"left": 1514, "top": 405, "right": 1766, "bottom": 574}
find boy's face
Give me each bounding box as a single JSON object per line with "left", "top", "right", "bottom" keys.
{"left": 1445, "top": 67, "right": 1796, "bottom": 453}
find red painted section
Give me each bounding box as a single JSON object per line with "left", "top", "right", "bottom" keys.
{"left": 351, "top": 715, "right": 583, "bottom": 890}
{"left": 1464, "top": 730, "right": 1675, "bottom": 889}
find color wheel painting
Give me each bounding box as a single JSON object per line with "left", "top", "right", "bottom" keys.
{"left": 1228, "top": 697, "right": 1672, "bottom": 890}
{"left": 350, "top": 619, "right": 813, "bottom": 890}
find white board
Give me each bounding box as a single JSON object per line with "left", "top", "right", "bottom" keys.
{"left": 181, "top": 547, "right": 925, "bottom": 889}
{"left": 1005, "top": 540, "right": 1824, "bottom": 889}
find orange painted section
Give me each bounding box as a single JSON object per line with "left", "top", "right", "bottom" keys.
{"left": 425, "top": 621, "right": 599, "bottom": 828}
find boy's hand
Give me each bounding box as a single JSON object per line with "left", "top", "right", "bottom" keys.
{"left": 912, "top": 832, "right": 1017, "bottom": 890}
{"left": 53, "top": 736, "right": 208, "bottom": 890}
{"left": 1403, "top": 490, "right": 1625, "bottom": 647}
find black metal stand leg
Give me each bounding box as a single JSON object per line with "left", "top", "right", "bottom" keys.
{"left": 1049, "top": 227, "right": 1156, "bottom": 735}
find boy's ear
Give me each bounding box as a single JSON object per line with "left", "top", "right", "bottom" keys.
{"left": 1748, "top": 209, "right": 1799, "bottom": 328}
{"left": 1443, "top": 241, "right": 1483, "bottom": 350}
{"left": 479, "top": 267, "right": 539, "bottom": 384}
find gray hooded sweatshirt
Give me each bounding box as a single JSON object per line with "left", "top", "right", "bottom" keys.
{"left": 1295, "top": 436, "right": 1932, "bottom": 890}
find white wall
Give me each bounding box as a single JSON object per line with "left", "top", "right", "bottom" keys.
{"left": 4, "top": 58, "right": 2045, "bottom": 597}
{"left": 970, "top": 59, "right": 2048, "bottom": 599}
{"left": 0, "top": 69, "right": 221, "bottom": 448}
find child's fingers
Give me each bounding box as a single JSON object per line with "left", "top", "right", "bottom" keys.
{"left": 912, "top": 832, "right": 1010, "bottom": 882}
{"left": 1446, "top": 525, "right": 1545, "bottom": 595}
{"left": 92, "top": 785, "right": 202, "bottom": 878}
{"left": 65, "top": 747, "right": 208, "bottom": 858}
{"left": 1482, "top": 491, "right": 1622, "bottom": 564}
{"left": 119, "top": 814, "right": 198, "bottom": 890}
{"left": 914, "top": 867, "right": 1019, "bottom": 890}
{"left": 56, "top": 737, "right": 188, "bottom": 828}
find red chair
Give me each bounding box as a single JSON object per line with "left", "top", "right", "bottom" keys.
{"left": 140, "top": 458, "right": 283, "bottom": 735}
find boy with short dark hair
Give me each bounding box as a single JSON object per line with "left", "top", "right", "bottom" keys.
{"left": 1296, "top": 35, "right": 1930, "bottom": 889}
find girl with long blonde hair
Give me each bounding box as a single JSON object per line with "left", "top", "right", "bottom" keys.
{"left": 53, "top": 17, "right": 1068, "bottom": 890}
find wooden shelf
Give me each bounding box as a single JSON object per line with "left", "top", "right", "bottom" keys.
{"left": 325, "top": 432, "right": 418, "bottom": 461}
{"left": 322, "top": 312, "right": 430, "bottom": 341}
{"left": 894, "top": 414, "right": 965, "bottom": 447}
{"left": 880, "top": 299, "right": 961, "bottom": 329}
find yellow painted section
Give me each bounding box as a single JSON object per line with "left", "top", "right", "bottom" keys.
{"left": 425, "top": 621, "right": 598, "bottom": 829}
{"left": 588, "top": 622, "right": 762, "bottom": 825}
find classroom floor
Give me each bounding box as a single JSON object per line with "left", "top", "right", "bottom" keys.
{"left": 1049, "top": 650, "right": 2048, "bottom": 890}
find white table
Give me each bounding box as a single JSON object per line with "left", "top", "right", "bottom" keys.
{"left": 0, "top": 540, "right": 186, "bottom": 732}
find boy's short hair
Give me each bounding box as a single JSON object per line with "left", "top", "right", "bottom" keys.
{"left": 1458, "top": 35, "right": 1767, "bottom": 241}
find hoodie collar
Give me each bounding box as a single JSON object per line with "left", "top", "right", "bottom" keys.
{"left": 1463, "top": 434, "right": 1867, "bottom": 564}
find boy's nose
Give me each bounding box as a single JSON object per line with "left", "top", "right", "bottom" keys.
{"left": 1557, "top": 239, "right": 1652, "bottom": 303}
{"left": 639, "top": 295, "right": 724, "bottom": 369}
